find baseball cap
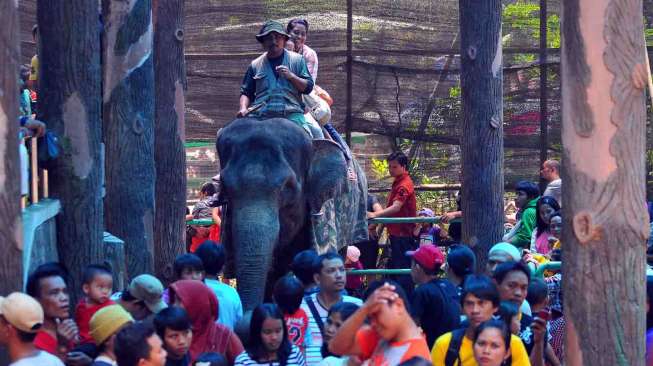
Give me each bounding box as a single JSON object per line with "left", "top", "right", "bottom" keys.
{"left": 417, "top": 208, "right": 435, "bottom": 217}
{"left": 0, "top": 292, "right": 44, "bottom": 333}
{"left": 127, "top": 274, "right": 167, "bottom": 314}
{"left": 406, "top": 245, "right": 445, "bottom": 271}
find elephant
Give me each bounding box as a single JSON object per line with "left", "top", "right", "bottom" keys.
{"left": 216, "top": 117, "right": 368, "bottom": 310}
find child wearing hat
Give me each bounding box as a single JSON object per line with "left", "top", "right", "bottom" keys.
{"left": 412, "top": 208, "right": 444, "bottom": 246}
{"left": 89, "top": 304, "right": 134, "bottom": 366}
{"left": 344, "top": 246, "right": 364, "bottom": 297}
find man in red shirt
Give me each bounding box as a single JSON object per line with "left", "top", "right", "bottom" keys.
{"left": 367, "top": 151, "right": 417, "bottom": 294}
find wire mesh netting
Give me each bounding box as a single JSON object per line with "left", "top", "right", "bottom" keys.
{"left": 183, "top": 0, "right": 567, "bottom": 195}
{"left": 17, "top": 0, "right": 653, "bottom": 202}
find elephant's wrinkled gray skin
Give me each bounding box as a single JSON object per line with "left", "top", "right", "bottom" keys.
{"left": 216, "top": 118, "right": 368, "bottom": 310}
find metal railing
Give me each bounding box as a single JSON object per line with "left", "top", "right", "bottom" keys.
{"left": 185, "top": 215, "right": 562, "bottom": 278}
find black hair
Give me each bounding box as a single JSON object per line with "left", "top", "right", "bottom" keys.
{"left": 321, "top": 302, "right": 361, "bottom": 358}
{"left": 194, "top": 352, "right": 228, "bottom": 366}
{"left": 16, "top": 329, "right": 38, "bottom": 343}
{"left": 200, "top": 182, "right": 217, "bottom": 196}
{"left": 363, "top": 280, "right": 411, "bottom": 314}
{"left": 387, "top": 151, "right": 408, "bottom": 169}
{"left": 82, "top": 264, "right": 112, "bottom": 285}
{"left": 291, "top": 250, "right": 318, "bottom": 287}
{"left": 26, "top": 262, "right": 69, "bottom": 299}
{"left": 286, "top": 18, "right": 309, "bottom": 33}
{"left": 115, "top": 323, "right": 156, "bottom": 366}
{"left": 329, "top": 301, "right": 359, "bottom": 322}
{"left": 313, "top": 252, "right": 344, "bottom": 275}
{"left": 447, "top": 244, "right": 476, "bottom": 282}
{"left": 535, "top": 196, "right": 560, "bottom": 235}
{"left": 173, "top": 253, "right": 204, "bottom": 279}
{"left": 493, "top": 261, "right": 531, "bottom": 285}
{"left": 397, "top": 357, "right": 433, "bottom": 366}
{"left": 273, "top": 275, "right": 304, "bottom": 314}
{"left": 526, "top": 278, "right": 548, "bottom": 307}
{"left": 19, "top": 65, "right": 30, "bottom": 84}
{"left": 461, "top": 275, "right": 500, "bottom": 307}
{"left": 647, "top": 276, "right": 653, "bottom": 330}
{"left": 247, "top": 303, "right": 292, "bottom": 366}
{"left": 195, "top": 242, "right": 225, "bottom": 276}
{"left": 153, "top": 306, "right": 191, "bottom": 340}
{"left": 473, "top": 319, "right": 512, "bottom": 354}
{"left": 515, "top": 180, "right": 540, "bottom": 200}
{"left": 496, "top": 301, "right": 520, "bottom": 331}
{"left": 31, "top": 24, "right": 38, "bottom": 39}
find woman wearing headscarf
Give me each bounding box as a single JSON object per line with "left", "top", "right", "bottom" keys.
{"left": 169, "top": 280, "right": 244, "bottom": 363}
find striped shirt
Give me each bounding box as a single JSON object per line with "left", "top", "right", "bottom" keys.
{"left": 234, "top": 345, "right": 306, "bottom": 366}
{"left": 301, "top": 293, "right": 363, "bottom": 366}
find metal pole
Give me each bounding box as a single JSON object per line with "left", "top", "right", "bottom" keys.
{"left": 345, "top": 0, "right": 353, "bottom": 145}
{"left": 539, "top": 0, "right": 548, "bottom": 181}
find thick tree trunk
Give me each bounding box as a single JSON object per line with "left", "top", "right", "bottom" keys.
{"left": 0, "top": 0, "right": 24, "bottom": 293}
{"left": 152, "top": 0, "right": 187, "bottom": 284}
{"left": 102, "top": 0, "right": 155, "bottom": 278}
{"left": 37, "top": 0, "right": 104, "bottom": 299}
{"left": 458, "top": 0, "right": 504, "bottom": 271}
{"left": 561, "top": 1, "right": 649, "bottom": 365}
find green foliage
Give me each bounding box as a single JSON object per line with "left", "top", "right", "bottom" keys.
{"left": 370, "top": 158, "right": 389, "bottom": 181}
{"left": 502, "top": 1, "right": 561, "bottom": 49}
{"left": 449, "top": 85, "right": 461, "bottom": 98}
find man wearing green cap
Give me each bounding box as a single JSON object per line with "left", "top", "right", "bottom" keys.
{"left": 238, "top": 20, "right": 322, "bottom": 138}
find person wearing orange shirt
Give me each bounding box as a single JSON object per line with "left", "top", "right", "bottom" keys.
{"left": 328, "top": 281, "right": 430, "bottom": 366}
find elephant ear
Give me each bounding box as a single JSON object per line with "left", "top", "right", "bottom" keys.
{"left": 307, "top": 139, "right": 348, "bottom": 215}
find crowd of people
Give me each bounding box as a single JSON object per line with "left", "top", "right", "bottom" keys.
{"left": 8, "top": 14, "right": 653, "bottom": 366}
{"left": 2, "top": 144, "right": 594, "bottom": 366}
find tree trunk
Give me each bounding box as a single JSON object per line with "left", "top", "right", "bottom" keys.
{"left": 37, "top": 0, "right": 104, "bottom": 300}
{"left": 152, "top": 0, "right": 187, "bottom": 284}
{"left": 561, "top": 1, "right": 649, "bottom": 365}
{"left": 458, "top": 0, "right": 504, "bottom": 271}
{"left": 0, "top": 0, "right": 24, "bottom": 293}
{"left": 102, "top": 0, "right": 156, "bottom": 279}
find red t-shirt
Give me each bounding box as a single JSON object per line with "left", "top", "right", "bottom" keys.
{"left": 386, "top": 173, "right": 417, "bottom": 237}
{"left": 346, "top": 261, "right": 364, "bottom": 290}
{"left": 34, "top": 330, "right": 59, "bottom": 355}
{"left": 284, "top": 308, "right": 309, "bottom": 351}
{"left": 356, "top": 326, "right": 430, "bottom": 365}
{"left": 75, "top": 298, "right": 116, "bottom": 344}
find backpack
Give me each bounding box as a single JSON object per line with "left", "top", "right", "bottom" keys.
{"left": 445, "top": 328, "right": 512, "bottom": 366}
{"left": 444, "top": 328, "right": 466, "bottom": 366}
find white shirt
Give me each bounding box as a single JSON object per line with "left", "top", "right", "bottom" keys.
{"left": 543, "top": 178, "right": 562, "bottom": 205}
{"left": 10, "top": 351, "right": 64, "bottom": 366}
{"left": 301, "top": 293, "right": 363, "bottom": 366}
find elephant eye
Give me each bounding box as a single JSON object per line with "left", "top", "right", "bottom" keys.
{"left": 280, "top": 178, "right": 300, "bottom": 206}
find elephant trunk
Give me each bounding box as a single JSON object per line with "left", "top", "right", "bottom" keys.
{"left": 231, "top": 199, "right": 279, "bottom": 311}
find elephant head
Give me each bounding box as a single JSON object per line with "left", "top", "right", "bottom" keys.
{"left": 216, "top": 117, "right": 348, "bottom": 310}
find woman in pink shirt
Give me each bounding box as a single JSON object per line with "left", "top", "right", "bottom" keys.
{"left": 287, "top": 19, "right": 319, "bottom": 82}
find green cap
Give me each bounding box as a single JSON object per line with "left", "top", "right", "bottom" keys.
{"left": 255, "top": 20, "right": 290, "bottom": 42}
